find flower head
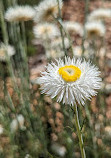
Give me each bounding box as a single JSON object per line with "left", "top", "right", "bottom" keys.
{"left": 33, "top": 23, "right": 60, "bottom": 40}
{"left": 0, "top": 43, "right": 15, "bottom": 61}
{"left": 73, "top": 46, "right": 89, "bottom": 58}
{"left": 51, "top": 143, "right": 66, "bottom": 157}
{"left": 88, "top": 8, "right": 111, "bottom": 21}
{"left": 63, "top": 21, "right": 83, "bottom": 36}
{"left": 46, "top": 48, "right": 64, "bottom": 59}
{"left": 34, "top": 0, "right": 63, "bottom": 23}
{"left": 0, "top": 124, "right": 3, "bottom": 135}
{"left": 105, "top": 126, "right": 111, "bottom": 137}
{"left": 5, "top": 5, "right": 35, "bottom": 22}
{"left": 36, "top": 57, "right": 101, "bottom": 106}
{"left": 51, "top": 37, "right": 70, "bottom": 49}
{"left": 10, "top": 114, "right": 25, "bottom": 132}
{"left": 85, "top": 21, "right": 105, "bottom": 38}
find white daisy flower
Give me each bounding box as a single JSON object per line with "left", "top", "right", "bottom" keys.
{"left": 73, "top": 46, "right": 89, "bottom": 58}
{"left": 25, "top": 154, "right": 31, "bottom": 158}
{"left": 0, "top": 43, "right": 15, "bottom": 61}
{"left": 34, "top": 0, "right": 63, "bottom": 23}
{"left": 5, "top": 5, "right": 35, "bottom": 22}
{"left": 10, "top": 114, "right": 25, "bottom": 132}
{"left": 17, "top": 114, "right": 25, "bottom": 129}
{"left": 33, "top": 23, "right": 60, "bottom": 40}
{"left": 46, "top": 48, "right": 64, "bottom": 59}
{"left": 88, "top": 8, "right": 111, "bottom": 21}
{"left": 73, "top": 46, "right": 83, "bottom": 57}
{"left": 105, "top": 126, "right": 111, "bottom": 137}
{"left": 0, "top": 124, "right": 3, "bottom": 135}
{"left": 85, "top": 21, "right": 105, "bottom": 38}
{"left": 10, "top": 119, "right": 18, "bottom": 133}
{"left": 51, "top": 37, "right": 70, "bottom": 49}
{"left": 63, "top": 21, "right": 83, "bottom": 36}
{"left": 51, "top": 143, "right": 66, "bottom": 157}
{"left": 36, "top": 57, "right": 101, "bottom": 106}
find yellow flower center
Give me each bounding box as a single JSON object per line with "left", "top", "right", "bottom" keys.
{"left": 58, "top": 65, "right": 81, "bottom": 82}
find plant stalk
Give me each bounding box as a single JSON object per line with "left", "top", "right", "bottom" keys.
{"left": 57, "top": 0, "right": 67, "bottom": 56}
{"left": 82, "top": 0, "right": 90, "bottom": 55}
{"left": 74, "top": 104, "right": 86, "bottom": 158}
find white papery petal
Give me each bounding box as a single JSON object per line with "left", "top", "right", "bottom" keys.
{"left": 88, "top": 8, "right": 111, "bottom": 21}
{"left": 34, "top": 0, "right": 63, "bottom": 23}
{"left": 0, "top": 43, "right": 15, "bottom": 61}
{"left": 5, "top": 5, "right": 35, "bottom": 22}
{"left": 33, "top": 23, "right": 60, "bottom": 40}
{"left": 37, "top": 57, "right": 101, "bottom": 106}
{"left": 85, "top": 21, "right": 105, "bottom": 37}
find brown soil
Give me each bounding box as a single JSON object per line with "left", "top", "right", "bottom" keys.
{"left": 63, "top": 0, "right": 111, "bottom": 50}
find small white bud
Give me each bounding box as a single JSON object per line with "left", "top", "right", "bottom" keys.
{"left": 0, "top": 124, "right": 3, "bottom": 135}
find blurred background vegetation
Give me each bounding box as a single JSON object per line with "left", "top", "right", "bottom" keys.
{"left": 0, "top": 0, "right": 111, "bottom": 158}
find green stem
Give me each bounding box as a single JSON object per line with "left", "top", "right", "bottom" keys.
{"left": 60, "top": 23, "right": 67, "bottom": 56}
{"left": 57, "top": 0, "right": 67, "bottom": 56}
{"left": 21, "top": 21, "right": 29, "bottom": 87}
{"left": 0, "top": 0, "right": 34, "bottom": 134}
{"left": 58, "top": 19, "right": 74, "bottom": 56}
{"left": 82, "top": 0, "right": 90, "bottom": 55}
{"left": 74, "top": 104, "right": 86, "bottom": 158}
{"left": 0, "top": 0, "right": 9, "bottom": 44}
{"left": 85, "top": 104, "right": 98, "bottom": 158}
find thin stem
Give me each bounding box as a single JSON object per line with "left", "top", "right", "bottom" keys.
{"left": 82, "top": 0, "right": 90, "bottom": 54}
{"left": 73, "top": 104, "right": 86, "bottom": 158}
{"left": 57, "top": 0, "right": 67, "bottom": 56}
{"left": 85, "top": 104, "right": 98, "bottom": 158}
{"left": 0, "top": 2, "right": 20, "bottom": 93}
{"left": 0, "top": 0, "right": 9, "bottom": 44}
{"left": 20, "top": 21, "right": 29, "bottom": 87}
{"left": 57, "top": 18, "right": 74, "bottom": 56}
{"left": 0, "top": 0, "right": 34, "bottom": 134}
